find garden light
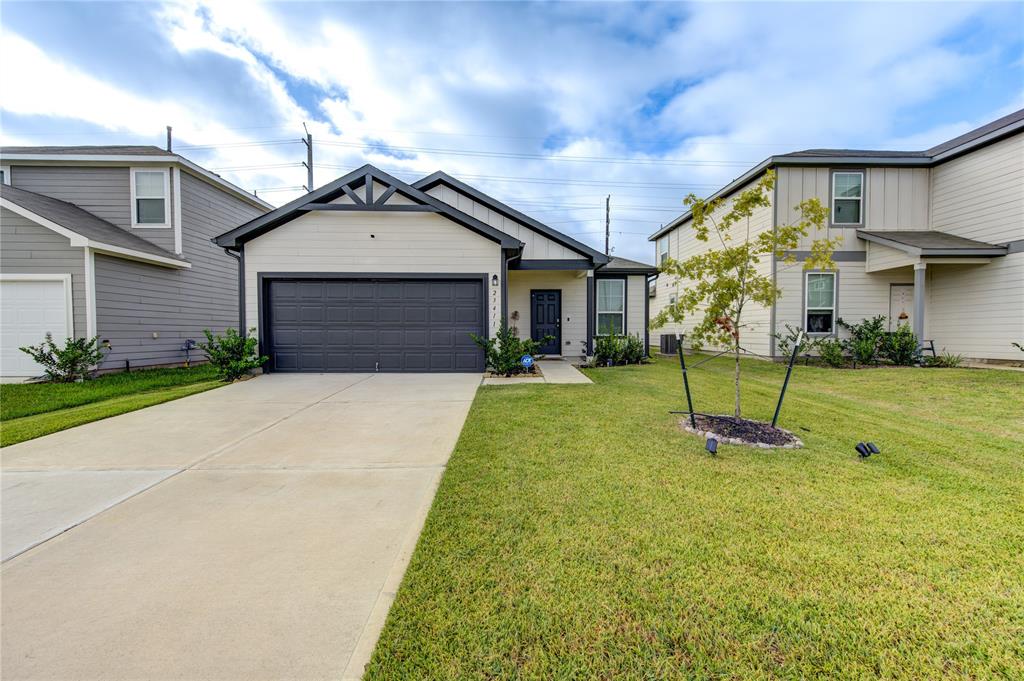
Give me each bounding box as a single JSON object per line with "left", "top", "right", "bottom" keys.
{"left": 706, "top": 438, "right": 718, "bottom": 455}
{"left": 867, "top": 442, "right": 880, "bottom": 454}
{"left": 855, "top": 442, "right": 871, "bottom": 458}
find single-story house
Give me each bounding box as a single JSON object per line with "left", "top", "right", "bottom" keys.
{"left": 213, "top": 165, "right": 657, "bottom": 372}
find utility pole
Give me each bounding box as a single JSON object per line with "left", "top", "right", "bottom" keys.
{"left": 605, "top": 194, "right": 611, "bottom": 256}
{"left": 301, "top": 122, "right": 313, "bottom": 192}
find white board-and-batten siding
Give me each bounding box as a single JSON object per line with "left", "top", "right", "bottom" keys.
{"left": 242, "top": 210, "right": 503, "bottom": 339}
{"left": 425, "top": 185, "right": 581, "bottom": 260}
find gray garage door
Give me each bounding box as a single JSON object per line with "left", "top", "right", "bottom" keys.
{"left": 265, "top": 278, "right": 485, "bottom": 372}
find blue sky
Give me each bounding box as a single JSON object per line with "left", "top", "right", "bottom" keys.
{"left": 2, "top": 1, "right": 1022, "bottom": 261}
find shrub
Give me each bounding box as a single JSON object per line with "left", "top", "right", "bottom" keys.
{"left": 838, "top": 315, "right": 886, "bottom": 365}
{"left": 773, "top": 324, "right": 818, "bottom": 356}
{"left": 817, "top": 338, "right": 846, "bottom": 368}
{"left": 623, "top": 333, "right": 646, "bottom": 364}
{"left": 926, "top": 351, "right": 964, "bottom": 368}
{"left": 19, "top": 334, "right": 105, "bottom": 382}
{"left": 1013, "top": 342, "right": 1024, "bottom": 353}
{"left": 199, "top": 327, "right": 268, "bottom": 381}
{"left": 471, "top": 323, "right": 550, "bottom": 376}
{"left": 593, "top": 333, "right": 625, "bottom": 366}
{"left": 881, "top": 324, "right": 919, "bottom": 366}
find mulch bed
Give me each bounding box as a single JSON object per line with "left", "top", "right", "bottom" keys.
{"left": 681, "top": 414, "right": 803, "bottom": 449}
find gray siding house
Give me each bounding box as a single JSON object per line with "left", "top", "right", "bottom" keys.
{"left": 0, "top": 146, "right": 270, "bottom": 379}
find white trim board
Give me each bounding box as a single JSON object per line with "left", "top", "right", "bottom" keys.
{"left": 130, "top": 167, "right": 171, "bottom": 228}
{"left": 84, "top": 248, "right": 97, "bottom": 338}
{"left": 0, "top": 273, "right": 75, "bottom": 338}
{"left": 172, "top": 166, "right": 183, "bottom": 254}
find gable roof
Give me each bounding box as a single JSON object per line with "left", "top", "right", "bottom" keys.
{"left": 597, "top": 256, "right": 658, "bottom": 274}
{"left": 413, "top": 171, "right": 610, "bottom": 264}
{"left": 213, "top": 164, "right": 523, "bottom": 249}
{"left": 649, "top": 108, "right": 1024, "bottom": 241}
{"left": 0, "top": 185, "right": 189, "bottom": 268}
{"left": 1, "top": 145, "right": 272, "bottom": 211}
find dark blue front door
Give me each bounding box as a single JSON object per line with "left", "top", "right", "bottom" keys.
{"left": 531, "top": 290, "right": 561, "bottom": 355}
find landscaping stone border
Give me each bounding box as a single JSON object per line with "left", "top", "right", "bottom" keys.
{"left": 680, "top": 418, "right": 804, "bottom": 449}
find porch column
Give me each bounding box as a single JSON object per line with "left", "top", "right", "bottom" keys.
{"left": 913, "top": 263, "right": 926, "bottom": 345}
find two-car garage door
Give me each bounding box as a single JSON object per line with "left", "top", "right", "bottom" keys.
{"left": 264, "top": 277, "right": 485, "bottom": 373}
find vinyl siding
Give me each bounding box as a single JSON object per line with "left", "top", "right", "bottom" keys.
{"left": 865, "top": 241, "right": 917, "bottom": 273}
{"left": 774, "top": 261, "right": 914, "bottom": 344}
{"left": 865, "top": 168, "right": 930, "bottom": 230}
{"left": 426, "top": 184, "right": 582, "bottom": 260}
{"left": 0, "top": 208, "right": 86, "bottom": 338}
{"left": 926, "top": 254, "right": 1024, "bottom": 361}
{"left": 930, "top": 133, "right": 1024, "bottom": 244}
{"left": 242, "top": 210, "right": 503, "bottom": 340}
{"left": 11, "top": 166, "right": 132, "bottom": 229}
{"left": 9, "top": 164, "right": 176, "bottom": 253}
{"left": 626, "top": 274, "right": 647, "bottom": 343}
{"left": 507, "top": 270, "right": 588, "bottom": 357}
{"left": 650, "top": 176, "right": 774, "bottom": 356}
{"left": 91, "top": 170, "right": 265, "bottom": 370}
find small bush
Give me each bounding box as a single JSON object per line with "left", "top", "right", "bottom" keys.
{"left": 839, "top": 315, "right": 886, "bottom": 365}
{"left": 773, "top": 324, "right": 818, "bottom": 356}
{"left": 817, "top": 338, "right": 846, "bottom": 367}
{"left": 199, "top": 327, "right": 268, "bottom": 381}
{"left": 926, "top": 351, "right": 964, "bottom": 368}
{"left": 594, "top": 333, "right": 625, "bottom": 366}
{"left": 1013, "top": 342, "right": 1024, "bottom": 353}
{"left": 471, "top": 323, "right": 550, "bottom": 376}
{"left": 623, "top": 334, "right": 646, "bottom": 364}
{"left": 19, "top": 334, "right": 105, "bottom": 382}
{"left": 881, "top": 324, "right": 919, "bottom": 366}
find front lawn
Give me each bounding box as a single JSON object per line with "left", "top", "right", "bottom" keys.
{"left": 1, "top": 365, "right": 222, "bottom": 446}
{"left": 366, "top": 358, "right": 1024, "bottom": 679}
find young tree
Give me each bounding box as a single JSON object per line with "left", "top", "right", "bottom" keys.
{"left": 652, "top": 170, "right": 839, "bottom": 418}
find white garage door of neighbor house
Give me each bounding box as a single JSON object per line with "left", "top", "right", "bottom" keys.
{"left": 1, "top": 278, "right": 71, "bottom": 378}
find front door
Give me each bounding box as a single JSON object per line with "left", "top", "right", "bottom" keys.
{"left": 530, "top": 290, "right": 561, "bottom": 355}
{"left": 889, "top": 284, "right": 914, "bottom": 331}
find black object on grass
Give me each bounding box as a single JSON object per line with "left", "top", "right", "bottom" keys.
{"left": 856, "top": 442, "right": 871, "bottom": 458}
{"left": 772, "top": 330, "right": 805, "bottom": 428}
{"left": 706, "top": 438, "right": 718, "bottom": 455}
{"left": 867, "top": 442, "right": 880, "bottom": 454}
{"left": 675, "top": 334, "right": 697, "bottom": 429}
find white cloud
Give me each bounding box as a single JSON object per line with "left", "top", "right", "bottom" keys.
{"left": 2, "top": 1, "right": 1020, "bottom": 261}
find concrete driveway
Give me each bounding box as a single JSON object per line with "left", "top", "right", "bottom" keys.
{"left": 1, "top": 372, "right": 480, "bottom": 681}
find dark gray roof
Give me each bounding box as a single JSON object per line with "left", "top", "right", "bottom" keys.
{"left": 597, "top": 256, "right": 658, "bottom": 274}
{"left": 1, "top": 145, "right": 171, "bottom": 156}
{"left": 650, "top": 108, "right": 1024, "bottom": 241}
{"left": 776, "top": 149, "right": 928, "bottom": 159}
{"left": 1, "top": 185, "right": 184, "bottom": 261}
{"left": 215, "top": 164, "right": 523, "bottom": 249}
{"left": 857, "top": 230, "right": 1008, "bottom": 256}
{"left": 413, "top": 171, "right": 609, "bottom": 264}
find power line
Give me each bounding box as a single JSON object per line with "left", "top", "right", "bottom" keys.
{"left": 315, "top": 138, "right": 756, "bottom": 167}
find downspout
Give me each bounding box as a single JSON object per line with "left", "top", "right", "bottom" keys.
{"left": 222, "top": 246, "right": 245, "bottom": 336}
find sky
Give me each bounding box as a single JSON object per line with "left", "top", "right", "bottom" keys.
{"left": 1, "top": 1, "right": 1022, "bottom": 262}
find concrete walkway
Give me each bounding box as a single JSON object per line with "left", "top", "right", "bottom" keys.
{"left": 1, "top": 372, "right": 480, "bottom": 681}
{"left": 482, "top": 358, "right": 592, "bottom": 385}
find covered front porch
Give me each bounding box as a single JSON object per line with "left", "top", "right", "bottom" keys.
{"left": 859, "top": 230, "right": 1011, "bottom": 354}
{"left": 504, "top": 257, "right": 657, "bottom": 363}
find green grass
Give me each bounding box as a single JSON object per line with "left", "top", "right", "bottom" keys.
{"left": 365, "top": 358, "right": 1024, "bottom": 680}
{"left": 1, "top": 365, "right": 222, "bottom": 446}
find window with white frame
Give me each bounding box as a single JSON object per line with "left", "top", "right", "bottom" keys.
{"left": 657, "top": 235, "right": 669, "bottom": 265}
{"left": 805, "top": 272, "right": 836, "bottom": 333}
{"left": 131, "top": 168, "right": 169, "bottom": 226}
{"left": 831, "top": 171, "right": 863, "bottom": 225}
{"left": 596, "top": 279, "right": 625, "bottom": 335}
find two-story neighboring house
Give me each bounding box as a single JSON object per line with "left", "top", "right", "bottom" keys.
{"left": 0, "top": 146, "right": 271, "bottom": 379}
{"left": 649, "top": 109, "right": 1024, "bottom": 363}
